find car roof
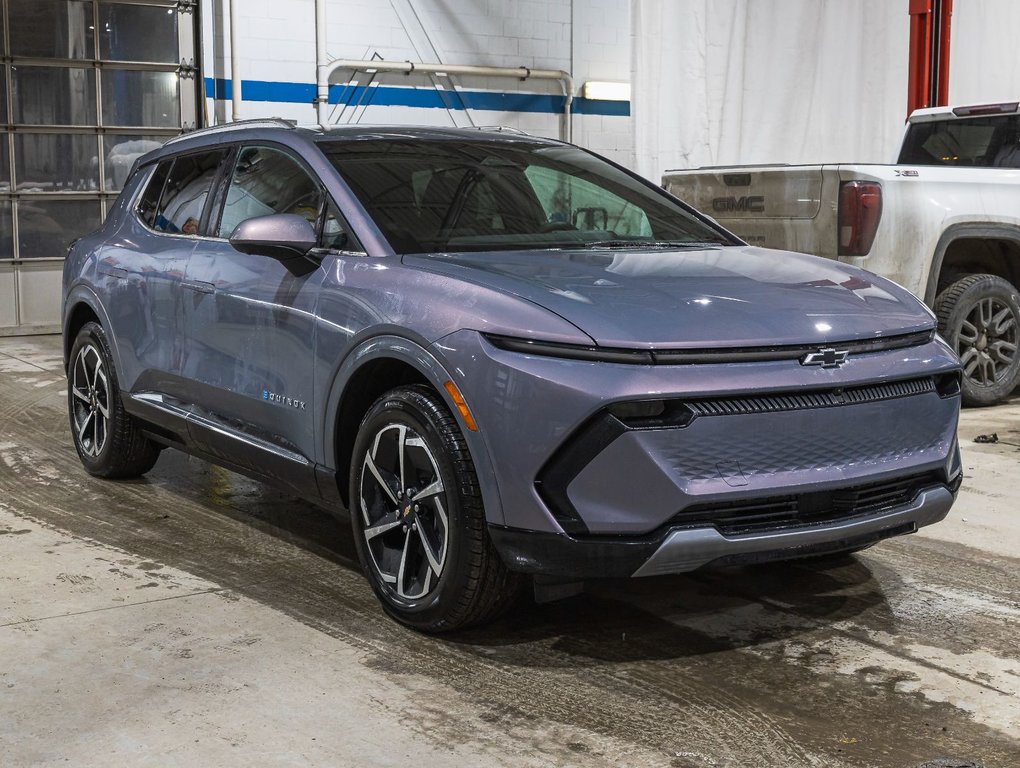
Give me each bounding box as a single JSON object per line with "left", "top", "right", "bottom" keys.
{"left": 137, "top": 122, "right": 561, "bottom": 169}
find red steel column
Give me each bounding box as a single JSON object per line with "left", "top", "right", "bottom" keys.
{"left": 907, "top": 0, "right": 934, "bottom": 117}
{"left": 936, "top": 0, "right": 954, "bottom": 106}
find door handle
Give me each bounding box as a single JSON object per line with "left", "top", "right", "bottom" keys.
{"left": 182, "top": 280, "right": 215, "bottom": 294}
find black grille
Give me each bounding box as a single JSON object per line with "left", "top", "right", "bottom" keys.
{"left": 687, "top": 377, "right": 935, "bottom": 417}
{"left": 485, "top": 329, "right": 934, "bottom": 365}
{"left": 674, "top": 471, "right": 943, "bottom": 536}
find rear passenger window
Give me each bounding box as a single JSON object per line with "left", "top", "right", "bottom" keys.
{"left": 153, "top": 150, "right": 228, "bottom": 234}
{"left": 216, "top": 146, "right": 323, "bottom": 237}
{"left": 137, "top": 151, "right": 226, "bottom": 235}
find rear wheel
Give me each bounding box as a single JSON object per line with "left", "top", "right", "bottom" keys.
{"left": 934, "top": 273, "right": 1020, "bottom": 406}
{"left": 67, "top": 322, "right": 160, "bottom": 478}
{"left": 349, "top": 385, "right": 521, "bottom": 632}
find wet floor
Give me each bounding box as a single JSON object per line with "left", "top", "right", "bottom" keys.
{"left": 1, "top": 335, "right": 1018, "bottom": 767}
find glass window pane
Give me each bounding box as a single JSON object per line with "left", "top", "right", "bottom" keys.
{"left": 0, "top": 134, "right": 10, "bottom": 192}
{"left": 102, "top": 70, "right": 179, "bottom": 127}
{"left": 17, "top": 199, "right": 103, "bottom": 258}
{"left": 14, "top": 134, "right": 98, "bottom": 192}
{"left": 0, "top": 202, "right": 13, "bottom": 259}
{"left": 12, "top": 66, "right": 97, "bottom": 126}
{"left": 899, "top": 114, "right": 1020, "bottom": 166}
{"left": 0, "top": 68, "right": 7, "bottom": 124}
{"left": 321, "top": 202, "right": 358, "bottom": 251}
{"left": 154, "top": 150, "right": 227, "bottom": 234}
{"left": 9, "top": 0, "right": 95, "bottom": 59}
{"left": 100, "top": 4, "right": 179, "bottom": 63}
{"left": 137, "top": 159, "right": 173, "bottom": 228}
{"left": 218, "top": 146, "right": 323, "bottom": 237}
{"left": 104, "top": 134, "right": 169, "bottom": 191}
{"left": 525, "top": 164, "right": 652, "bottom": 235}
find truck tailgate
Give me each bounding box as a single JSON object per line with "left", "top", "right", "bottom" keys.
{"left": 664, "top": 165, "right": 839, "bottom": 256}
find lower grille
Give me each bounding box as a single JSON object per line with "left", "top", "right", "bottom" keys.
{"left": 674, "top": 471, "right": 943, "bottom": 536}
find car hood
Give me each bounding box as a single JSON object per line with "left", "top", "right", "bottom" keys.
{"left": 405, "top": 246, "right": 934, "bottom": 348}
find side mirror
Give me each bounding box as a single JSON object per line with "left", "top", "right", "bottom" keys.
{"left": 229, "top": 213, "right": 318, "bottom": 262}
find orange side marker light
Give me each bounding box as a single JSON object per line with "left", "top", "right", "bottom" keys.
{"left": 443, "top": 380, "right": 478, "bottom": 432}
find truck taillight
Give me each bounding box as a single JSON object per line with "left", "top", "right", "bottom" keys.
{"left": 838, "top": 181, "right": 882, "bottom": 256}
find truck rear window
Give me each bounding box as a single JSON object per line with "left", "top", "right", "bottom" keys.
{"left": 898, "top": 114, "right": 1020, "bottom": 167}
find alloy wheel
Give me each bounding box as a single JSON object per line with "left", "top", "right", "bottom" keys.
{"left": 957, "top": 296, "right": 1018, "bottom": 386}
{"left": 359, "top": 423, "right": 449, "bottom": 600}
{"left": 70, "top": 343, "right": 110, "bottom": 457}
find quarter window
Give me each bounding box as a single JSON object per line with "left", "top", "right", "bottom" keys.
{"left": 216, "top": 146, "right": 323, "bottom": 238}
{"left": 136, "top": 160, "right": 173, "bottom": 229}
{"left": 321, "top": 201, "right": 356, "bottom": 251}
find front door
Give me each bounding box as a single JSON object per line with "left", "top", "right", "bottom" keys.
{"left": 181, "top": 144, "right": 327, "bottom": 491}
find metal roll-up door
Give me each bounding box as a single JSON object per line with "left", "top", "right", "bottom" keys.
{"left": 1, "top": 0, "right": 199, "bottom": 335}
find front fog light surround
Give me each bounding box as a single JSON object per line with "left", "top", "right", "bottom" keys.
{"left": 607, "top": 399, "right": 695, "bottom": 428}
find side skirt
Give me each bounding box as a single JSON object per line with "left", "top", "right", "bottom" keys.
{"left": 124, "top": 391, "right": 335, "bottom": 511}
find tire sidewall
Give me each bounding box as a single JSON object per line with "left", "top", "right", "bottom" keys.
{"left": 937, "top": 274, "right": 1020, "bottom": 406}
{"left": 349, "top": 388, "right": 478, "bottom": 628}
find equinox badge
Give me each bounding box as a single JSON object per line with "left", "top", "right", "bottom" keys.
{"left": 800, "top": 348, "right": 849, "bottom": 368}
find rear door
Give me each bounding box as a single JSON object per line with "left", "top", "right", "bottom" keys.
{"left": 180, "top": 144, "right": 329, "bottom": 490}
{"left": 100, "top": 148, "right": 227, "bottom": 398}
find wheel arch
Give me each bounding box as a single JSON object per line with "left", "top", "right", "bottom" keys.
{"left": 62, "top": 286, "right": 117, "bottom": 374}
{"left": 323, "top": 335, "right": 505, "bottom": 526}
{"left": 925, "top": 223, "right": 1020, "bottom": 305}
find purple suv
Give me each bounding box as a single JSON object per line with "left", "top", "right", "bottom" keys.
{"left": 62, "top": 122, "right": 962, "bottom": 631}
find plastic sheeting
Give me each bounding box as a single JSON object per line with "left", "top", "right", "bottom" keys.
{"left": 950, "top": 0, "right": 1020, "bottom": 106}
{"left": 633, "top": 0, "right": 909, "bottom": 180}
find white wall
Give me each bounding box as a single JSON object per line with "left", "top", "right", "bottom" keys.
{"left": 200, "top": 0, "right": 635, "bottom": 166}
{"left": 633, "top": 0, "right": 910, "bottom": 181}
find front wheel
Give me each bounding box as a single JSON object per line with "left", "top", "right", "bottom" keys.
{"left": 934, "top": 273, "right": 1020, "bottom": 407}
{"left": 67, "top": 321, "right": 161, "bottom": 478}
{"left": 349, "top": 385, "right": 521, "bottom": 632}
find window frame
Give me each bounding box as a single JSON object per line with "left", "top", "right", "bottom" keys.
{"left": 132, "top": 146, "right": 231, "bottom": 239}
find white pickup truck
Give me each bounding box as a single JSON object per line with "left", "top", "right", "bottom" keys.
{"left": 663, "top": 102, "right": 1020, "bottom": 406}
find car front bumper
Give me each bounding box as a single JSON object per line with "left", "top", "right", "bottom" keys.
{"left": 489, "top": 479, "right": 958, "bottom": 578}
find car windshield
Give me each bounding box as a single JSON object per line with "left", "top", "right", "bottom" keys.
{"left": 320, "top": 137, "right": 735, "bottom": 254}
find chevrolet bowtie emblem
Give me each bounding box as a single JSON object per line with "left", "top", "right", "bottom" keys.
{"left": 800, "top": 348, "right": 849, "bottom": 368}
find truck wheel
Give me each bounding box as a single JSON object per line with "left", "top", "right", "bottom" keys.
{"left": 934, "top": 274, "right": 1020, "bottom": 407}
{"left": 349, "top": 385, "right": 522, "bottom": 632}
{"left": 68, "top": 322, "right": 161, "bottom": 478}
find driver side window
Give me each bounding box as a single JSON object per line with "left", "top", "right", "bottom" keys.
{"left": 216, "top": 145, "right": 323, "bottom": 238}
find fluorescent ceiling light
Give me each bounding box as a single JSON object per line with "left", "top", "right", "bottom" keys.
{"left": 582, "top": 81, "right": 631, "bottom": 101}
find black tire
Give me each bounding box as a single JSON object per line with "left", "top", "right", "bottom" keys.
{"left": 349, "top": 385, "right": 521, "bottom": 632}
{"left": 67, "top": 321, "right": 160, "bottom": 478}
{"left": 934, "top": 273, "right": 1020, "bottom": 407}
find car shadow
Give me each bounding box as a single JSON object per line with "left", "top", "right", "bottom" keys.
{"left": 132, "top": 452, "right": 897, "bottom": 666}
{"left": 441, "top": 556, "right": 890, "bottom": 665}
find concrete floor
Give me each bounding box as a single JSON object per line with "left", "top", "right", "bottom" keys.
{"left": 0, "top": 335, "right": 1017, "bottom": 768}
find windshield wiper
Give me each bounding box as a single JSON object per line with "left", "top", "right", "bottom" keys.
{"left": 584, "top": 239, "right": 727, "bottom": 250}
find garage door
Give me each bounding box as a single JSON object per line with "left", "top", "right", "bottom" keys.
{"left": 1, "top": 0, "right": 198, "bottom": 335}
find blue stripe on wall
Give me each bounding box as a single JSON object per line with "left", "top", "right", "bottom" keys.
{"left": 204, "top": 77, "right": 630, "bottom": 117}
